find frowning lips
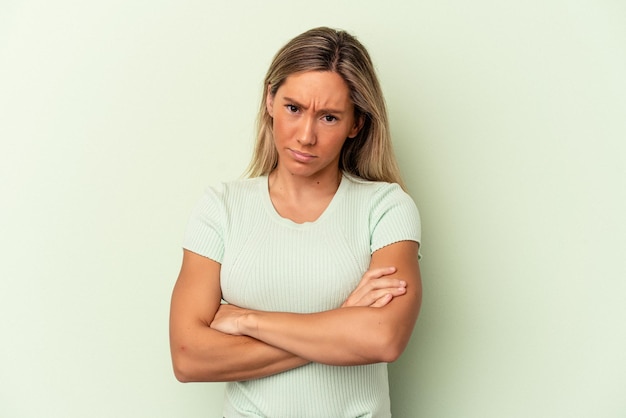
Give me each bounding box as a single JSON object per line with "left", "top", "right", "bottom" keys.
{"left": 288, "top": 148, "right": 317, "bottom": 162}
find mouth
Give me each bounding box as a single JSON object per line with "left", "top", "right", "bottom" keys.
{"left": 288, "top": 148, "right": 317, "bottom": 163}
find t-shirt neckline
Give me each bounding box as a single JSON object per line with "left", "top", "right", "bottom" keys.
{"left": 259, "top": 174, "right": 348, "bottom": 227}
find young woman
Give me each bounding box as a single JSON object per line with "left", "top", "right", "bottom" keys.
{"left": 170, "top": 27, "right": 422, "bottom": 418}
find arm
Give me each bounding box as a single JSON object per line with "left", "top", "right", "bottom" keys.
{"left": 211, "top": 240, "right": 421, "bottom": 366}
{"left": 169, "top": 249, "right": 308, "bottom": 382}
{"left": 169, "top": 249, "right": 407, "bottom": 382}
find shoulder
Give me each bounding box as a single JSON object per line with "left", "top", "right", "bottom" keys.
{"left": 183, "top": 177, "right": 266, "bottom": 261}
{"left": 342, "top": 174, "right": 421, "bottom": 253}
{"left": 198, "top": 176, "right": 264, "bottom": 208}
{"left": 203, "top": 176, "right": 263, "bottom": 198}
{"left": 188, "top": 176, "right": 265, "bottom": 225}
{"left": 343, "top": 174, "right": 416, "bottom": 208}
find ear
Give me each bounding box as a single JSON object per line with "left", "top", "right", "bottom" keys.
{"left": 266, "top": 86, "right": 275, "bottom": 117}
{"left": 348, "top": 114, "right": 365, "bottom": 139}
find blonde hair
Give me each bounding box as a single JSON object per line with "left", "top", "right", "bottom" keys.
{"left": 246, "top": 27, "right": 405, "bottom": 189}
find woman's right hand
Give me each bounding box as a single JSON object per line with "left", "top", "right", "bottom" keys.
{"left": 341, "top": 266, "right": 407, "bottom": 308}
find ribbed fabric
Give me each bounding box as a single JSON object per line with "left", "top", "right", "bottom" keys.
{"left": 183, "top": 174, "right": 421, "bottom": 418}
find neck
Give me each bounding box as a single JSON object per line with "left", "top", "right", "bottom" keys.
{"left": 269, "top": 167, "right": 342, "bottom": 199}
{"left": 267, "top": 166, "right": 343, "bottom": 224}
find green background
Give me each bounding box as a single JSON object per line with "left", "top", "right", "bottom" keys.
{"left": 1, "top": 0, "right": 625, "bottom": 416}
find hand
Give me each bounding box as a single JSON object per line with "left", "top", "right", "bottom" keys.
{"left": 210, "top": 303, "right": 252, "bottom": 336}
{"left": 341, "top": 266, "right": 406, "bottom": 308}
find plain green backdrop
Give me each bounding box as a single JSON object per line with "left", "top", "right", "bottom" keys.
{"left": 1, "top": 0, "right": 625, "bottom": 417}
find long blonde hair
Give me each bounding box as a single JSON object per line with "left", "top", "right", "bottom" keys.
{"left": 246, "top": 27, "right": 405, "bottom": 189}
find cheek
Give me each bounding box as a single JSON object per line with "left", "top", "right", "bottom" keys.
{"left": 326, "top": 128, "right": 351, "bottom": 145}
{"left": 321, "top": 133, "right": 348, "bottom": 154}
{"left": 272, "top": 117, "right": 294, "bottom": 140}
{"left": 271, "top": 119, "right": 284, "bottom": 141}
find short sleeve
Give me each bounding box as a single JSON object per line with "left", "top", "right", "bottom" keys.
{"left": 182, "top": 186, "right": 226, "bottom": 263}
{"left": 369, "top": 183, "right": 421, "bottom": 255}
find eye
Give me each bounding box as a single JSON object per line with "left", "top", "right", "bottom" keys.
{"left": 285, "top": 104, "right": 299, "bottom": 113}
{"left": 323, "top": 115, "right": 338, "bottom": 123}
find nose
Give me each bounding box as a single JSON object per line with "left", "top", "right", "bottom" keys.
{"left": 296, "top": 116, "right": 316, "bottom": 146}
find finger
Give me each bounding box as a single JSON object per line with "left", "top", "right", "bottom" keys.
{"left": 359, "top": 266, "right": 397, "bottom": 283}
{"left": 366, "top": 278, "right": 406, "bottom": 290}
{"left": 369, "top": 285, "right": 410, "bottom": 308}
{"left": 349, "top": 278, "right": 406, "bottom": 303}
{"left": 370, "top": 293, "right": 393, "bottom": 308}
{"left": 345, "top": 279, "right": 406, "bottom": 306}
{"left": 348, "top": 286, "right": 406, "bottom": 308}
{"left": 342, "top": 267, "right": 400, "bottom": 308}
{"left": 353, "top": 267, "right": 395, "bottom": 290}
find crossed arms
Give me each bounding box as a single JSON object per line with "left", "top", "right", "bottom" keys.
{"left": 169, "top": 240, "right": 421, "bottom": 382}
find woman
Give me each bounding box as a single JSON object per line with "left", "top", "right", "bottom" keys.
{"left": 170, "top": 27, "right": 422, "bottom": 418}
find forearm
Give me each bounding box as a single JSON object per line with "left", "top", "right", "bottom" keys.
{"left": 214, "top": 242, "right": 422, "bottom": 366}
{"left": 170, "top": 323, "right": 309, "bottom": 382}
{"left": 240, "top": 304, "right": 416, "bottom": 366}
{"left": 170, "top": 250, "right": 309, "bottom": 383}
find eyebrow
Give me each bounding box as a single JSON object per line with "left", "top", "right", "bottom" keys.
{"left": 282, "top": 96, "right": 347, "bottom": 115}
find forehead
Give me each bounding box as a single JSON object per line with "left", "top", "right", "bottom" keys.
{"left": 277, "top": 71, "right": 353, "bottom": 108}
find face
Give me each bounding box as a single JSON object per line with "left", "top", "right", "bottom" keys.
{"left": 266, "top": 70, "right": 363, "bottom": 181}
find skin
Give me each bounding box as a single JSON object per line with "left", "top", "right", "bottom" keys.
{"left": 169, "top": 70, "right": 422, "bottom": 382}
{"left": 265, "top": 70, "right": 364, "bottom": 222}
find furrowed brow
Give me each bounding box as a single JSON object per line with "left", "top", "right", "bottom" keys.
{"left": 282, "top": 96, "right": 346, "bottom": 115}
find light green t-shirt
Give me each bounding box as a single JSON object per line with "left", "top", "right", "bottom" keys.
{"left": 184, "top": 174, "right": 421, "bottom": 418}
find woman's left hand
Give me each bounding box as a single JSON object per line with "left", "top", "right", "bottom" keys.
{"left": 341, "top": 266, "right": 406, "bottom": 308}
